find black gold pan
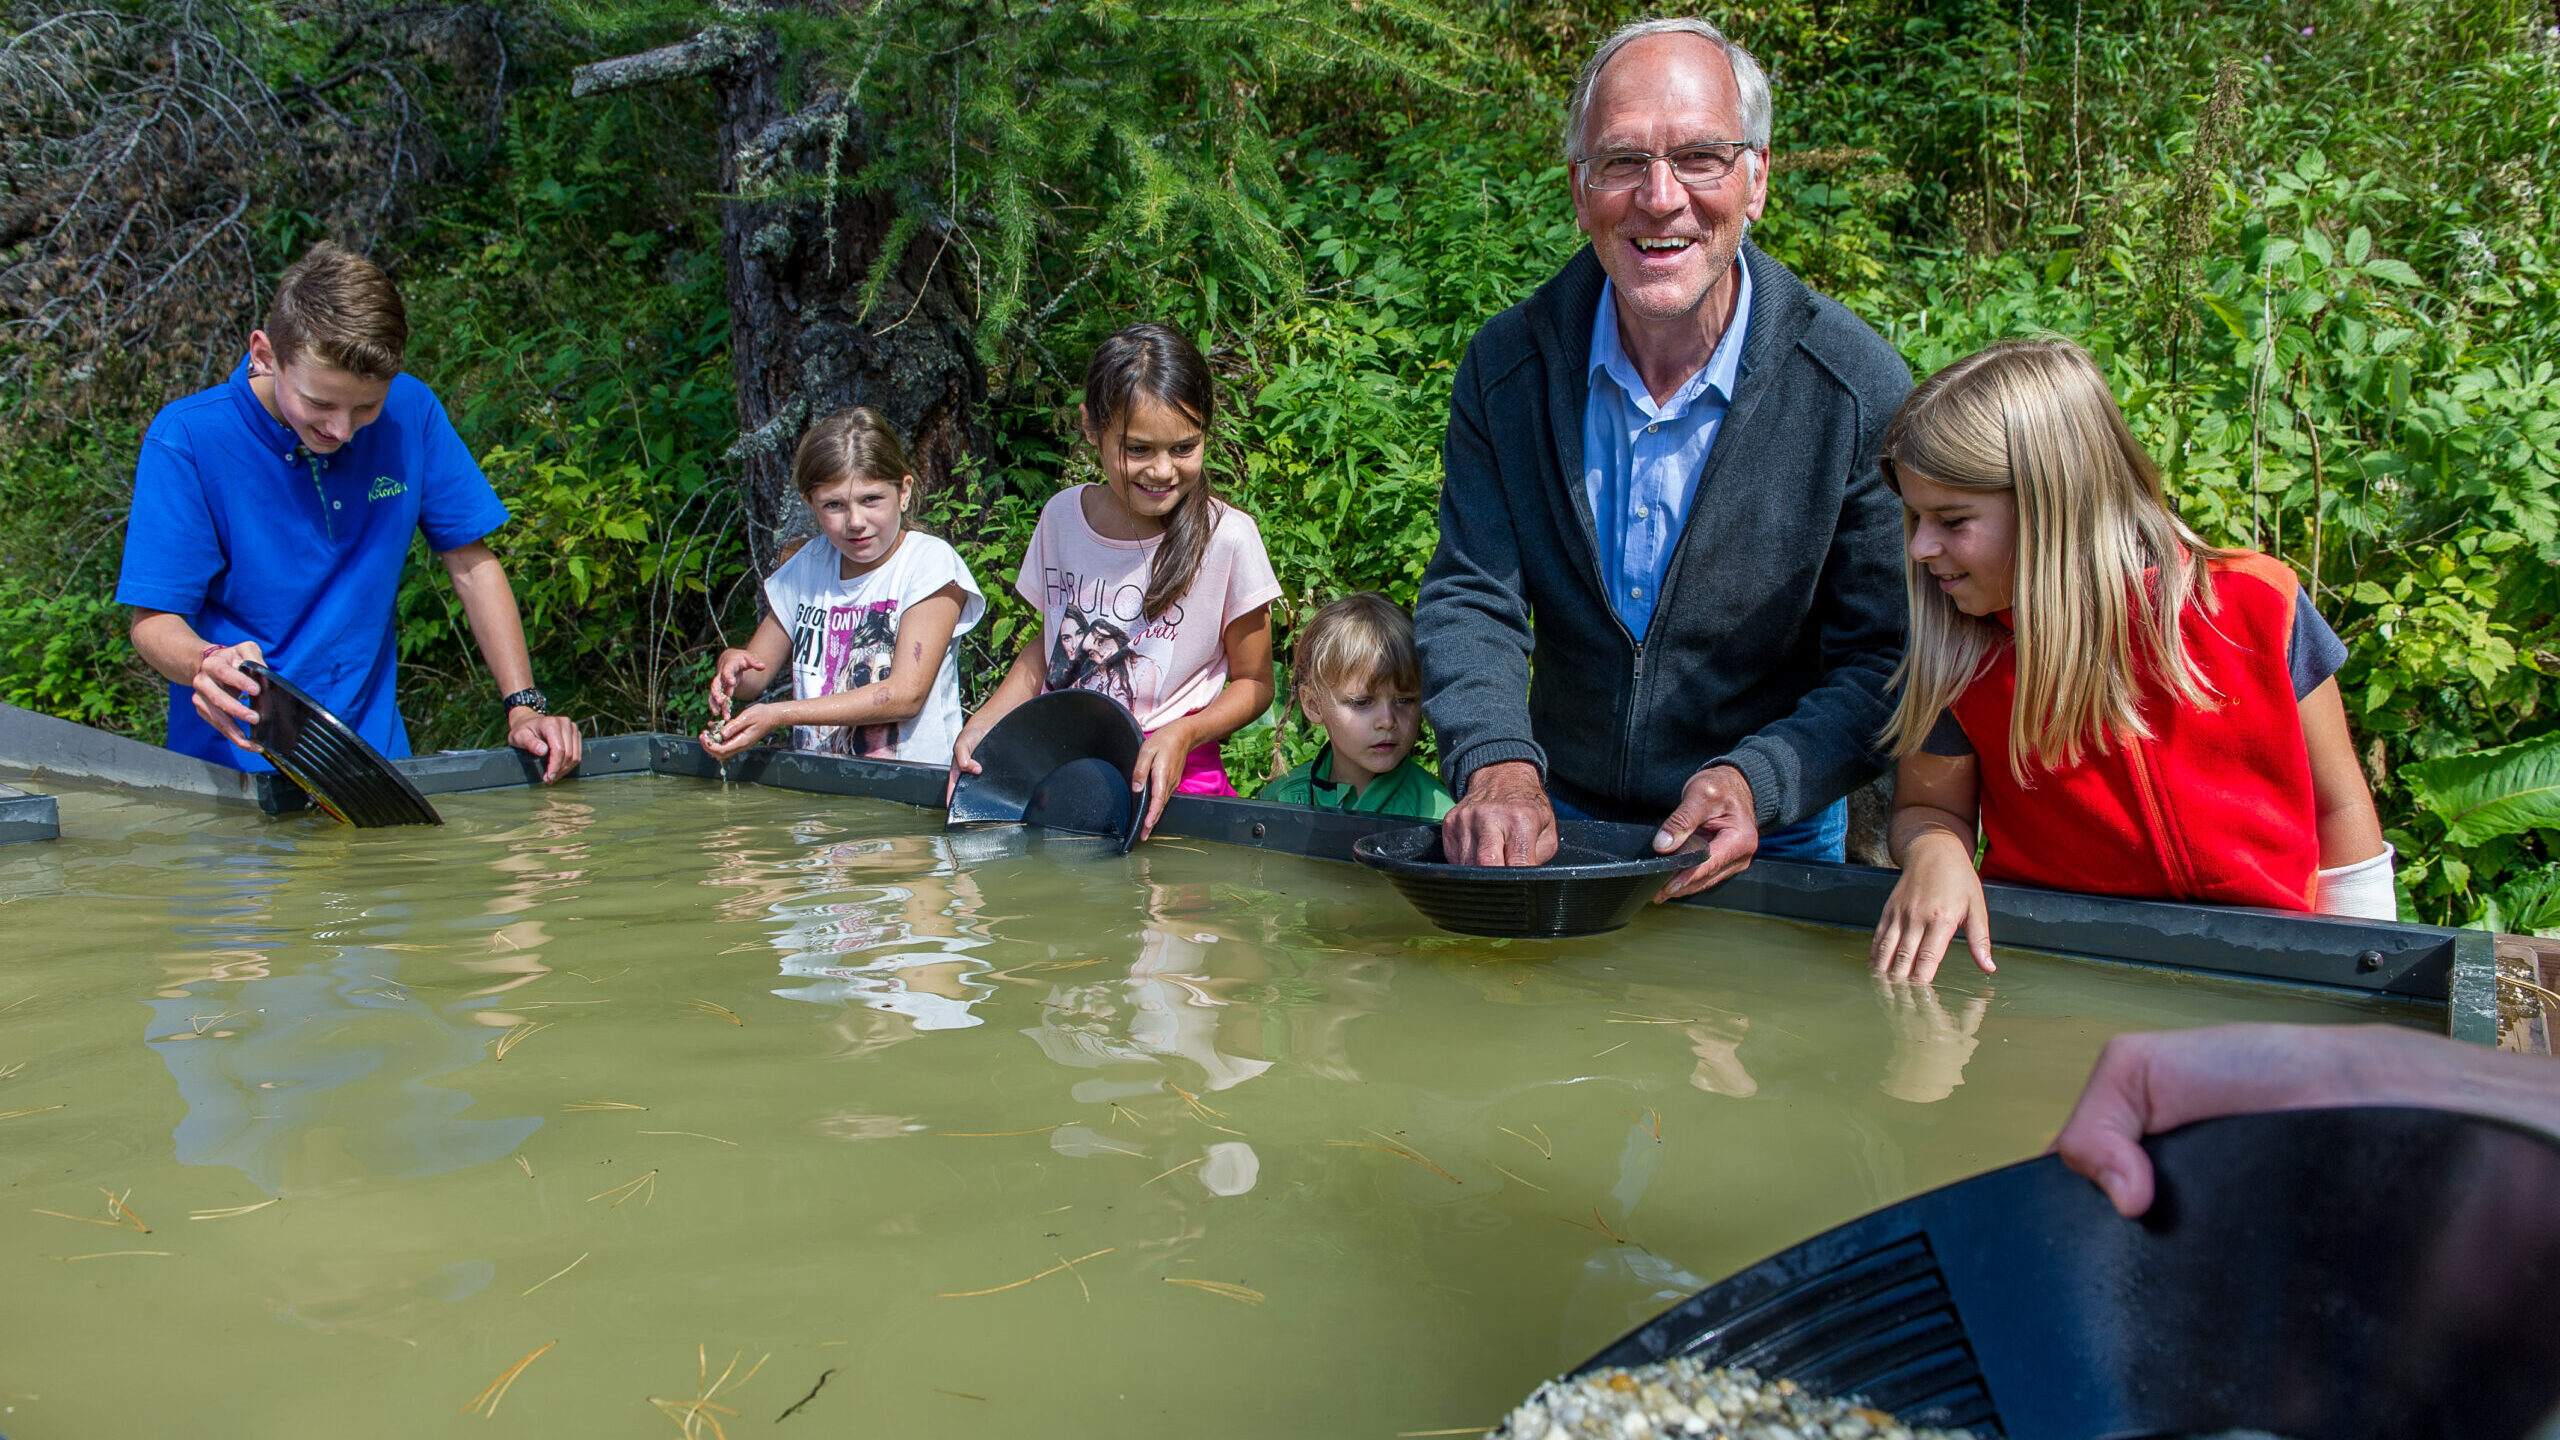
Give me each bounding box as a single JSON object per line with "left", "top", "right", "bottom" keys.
{"left": 1570, "top": 1106, "right": 2560, "bottom": 1439}
{"left": 242, "top": 660, "right": 441, "bottom": 827}
{"left": 946, "top": 689, "right": 1147, "bottom": 853}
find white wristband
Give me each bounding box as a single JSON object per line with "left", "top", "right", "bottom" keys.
{"left": 2314, "top": 844, "right": 2399, "bottom": 921}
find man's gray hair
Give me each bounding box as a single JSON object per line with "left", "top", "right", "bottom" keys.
{"left": 1564, "top": 16, "right": 1773, "bottom": 160}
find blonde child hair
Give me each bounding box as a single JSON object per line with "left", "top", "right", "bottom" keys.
{"left": 1292, "top": 593, "right": 1422, "bottom": 706}
{"left": 1879, "top": 339, "right": 2227, "bottom": 781}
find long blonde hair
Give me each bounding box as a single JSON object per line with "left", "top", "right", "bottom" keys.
{"left": 1880, "top": 339, "right": 2225, "bottom": 781}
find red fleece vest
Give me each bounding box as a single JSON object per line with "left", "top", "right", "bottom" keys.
{"left": 1952, "top": 551, "right": 2321, "bottom": 911}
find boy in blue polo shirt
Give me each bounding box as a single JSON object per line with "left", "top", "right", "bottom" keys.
{"left": 116, "top": 242, "right": 581, "bottom": 778}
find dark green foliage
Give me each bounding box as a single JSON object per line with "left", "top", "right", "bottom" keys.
{"left": 3, "top": 0, "right": 2553, "bottom": 927}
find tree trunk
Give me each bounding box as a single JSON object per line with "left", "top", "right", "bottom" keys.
{"left": 710, "top": 40, "right": 985, "bottom": 578}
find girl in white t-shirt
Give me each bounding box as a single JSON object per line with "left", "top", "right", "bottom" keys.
{"left": 950, "top": 323, "right": 1280, "bottom": 839}
{"left": 705, "top": 407, "right": 984, "bottom": 763}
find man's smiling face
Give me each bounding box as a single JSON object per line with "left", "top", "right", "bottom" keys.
{"left": 1569, "top": 33, "right": 1768, "bottom": 327}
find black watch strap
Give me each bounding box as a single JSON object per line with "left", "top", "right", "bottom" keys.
{"left": 502, "top": 687, "right": 549, "bottom": 716}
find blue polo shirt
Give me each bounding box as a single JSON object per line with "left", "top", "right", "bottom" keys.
{"left": 115, "top": 358, "right": 509, "bottom": 771}
{"left": 1582, "top": 265, "right": 1753, "bottom": 639}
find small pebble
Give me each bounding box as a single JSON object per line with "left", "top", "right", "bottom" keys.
{"left": 1487, "top": 1361, "right": 1974, "bottom": 1440}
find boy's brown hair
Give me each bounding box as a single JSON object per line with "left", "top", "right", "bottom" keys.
{"left": 1292, "top": 592, "right": 1422, "bottom": 704}
{"left": 265, "top": 242, "right": 408, "bottom": 379}
{"left": 792, "top": 406, "right": 914, "bottom": 500}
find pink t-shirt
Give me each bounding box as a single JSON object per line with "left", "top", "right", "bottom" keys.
{"left": 1015, "top": 486, "right": 1282, "bottom": 733}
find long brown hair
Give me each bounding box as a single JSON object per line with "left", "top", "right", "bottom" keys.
{"left": 1879, "top": 339, "right": 2225, "bottom": 782}
{"left": 1082, "top": 322, "right": 1219, "bottom": 621}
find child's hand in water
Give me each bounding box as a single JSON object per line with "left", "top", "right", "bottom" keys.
{"left": 701, "top": 703, "right": 783, "bottom": 761}
{"left": 1870, "top": 830, "right": 1996, "bottom": 982}
{"left": 708, "top": 647, "right": 765, "bottom": 721}
{"left": 1126, "top": 725, "right": 1190, "bottom": 841}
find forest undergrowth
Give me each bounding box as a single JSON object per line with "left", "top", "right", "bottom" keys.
{"left": 2, "top": 0, "right": 2553, "bottom": 926}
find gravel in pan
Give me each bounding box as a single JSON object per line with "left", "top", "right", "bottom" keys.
{"left": 1488, "top": 1358, "right": 1975, "bottom": 1440}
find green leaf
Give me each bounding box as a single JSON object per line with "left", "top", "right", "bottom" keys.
{"left": 2344, "top": 226, "right": 2372, "bottom": 266}
{"left": 2363, "top": 258, "right": 2422, "bottom": 286}
{"left": 2403, "top": 730, "right": 2560, "bottom": 846}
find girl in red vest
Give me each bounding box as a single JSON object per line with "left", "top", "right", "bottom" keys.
{"left": 1869, "top": 340, "right": 2395, "bottom": 982}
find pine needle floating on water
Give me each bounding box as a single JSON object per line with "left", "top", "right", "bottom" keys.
{"left": 1326, "top": 1129, "right": 1461, "bottom": 1185}
{"left": 50, "top": 1249, "right": 173, "bottom": 1261}
{"left": 1645, "top": 1106, "right": 1663, "bottom": 1143}
{"left": 516, "top": 1155, "right": 535, "bottom": 1178}
{"left": 1497, "top": 1124, "right": 1554, "bottom": 1160}
{"left": 933, "top": 1389, "right": 986, "bottom": 1401}
{"left": 649, "top": 1345, "right": 769, "bottom": 1440}
{"left": 1558, "top": 1203, "right": 1631, "bottom": 1245}
{"left": 564, "top": 1100, "right": 648, "bottom": 1112}
{"left": 935, "top": 1123, "right": 1061, "bottom": 1138}
{"left": 1142, "top": 1156, "right": 1204, "bottom": 1187}
{"left": 938, "top": 1245, "right": 1117, "bottom": 1299}
{"left": 0, "top": 1061, "right": 25, "bottom": 1079}
{"left": 1035, "top": 957, "right": 1107, "bottom": 971}
{"left": 490, "top": 1021, "right": 550, "bottom": 1061}
{"left": 640, "top": 1130, "right": 738, "bottom": 1146}
{"left": 0, "top": 994, "right": 34, "bottom": 1015}
{"left": 1166, "top": 1082, "right": 1243, "bottom": 1135}
{"left": 1161, "top": 1276, "right": 1265, "bottom": 1305}
{"left": 460, "top": 1339, "right": 556, "bottom": 1418}
{"left": 1608, "top": 1010, "right": 1703, "bottom": 1025}
{"left": 588, "top": 1169, "right": 658, "bottom": 1207}
{"left": 682, "top": 999, "right": 744, "bottom": 1026}
{"left": 1490, "top": 1162, "right": 1548, "bottom": 1193}
{"left": 190, "top": 1198, "right": 280, "bottom": 1221}
{"left": 521, "top": 1251, "right": 589, "bottom": 1296}
{"left": 1591, "top": 1040, "right": 1631, "bottom": 1058}
{"left": 0, "top": 1104, "right": 60, "bottom": 1123}
{"left": 34, "top": 1188, "right": 150, "bottom": 1232}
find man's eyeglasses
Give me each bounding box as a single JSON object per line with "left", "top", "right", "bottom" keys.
{"left": 1575, "top": 143, "right": 1753, "bottom": 191}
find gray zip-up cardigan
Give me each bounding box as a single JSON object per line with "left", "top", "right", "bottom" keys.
{"left": 1415, "top": 241, "right": 1913, "bottom": 830}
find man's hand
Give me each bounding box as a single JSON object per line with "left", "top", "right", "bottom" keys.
{"left": 508, "top": 707, "right": 581, "bottom": 783}
{"left": 1442, "top": 760, "right": 1557, "bottom": 867}
{"left": 192, "top": 640, "right": 267, "bottom": 751}
{"left": 1654, "top": 764, "right": 1758, "bottom": 899}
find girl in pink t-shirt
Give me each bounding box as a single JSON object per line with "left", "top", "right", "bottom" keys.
{"left": 950, "top": 323, "right": 1280, "bottom": 839}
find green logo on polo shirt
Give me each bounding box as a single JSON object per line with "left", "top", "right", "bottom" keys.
{"left": 367, "top": 475, "right": 405, "bottom": 501}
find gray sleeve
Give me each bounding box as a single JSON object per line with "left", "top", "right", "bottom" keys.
{"left": 1918, "top": 709, "right": 1975, "bottom": 757}
{"left": 1416, "top": 339, "right": 1545, "bottom": 795}
{"left": 2289, "top": 589, "right": 2349, "bottom": 700}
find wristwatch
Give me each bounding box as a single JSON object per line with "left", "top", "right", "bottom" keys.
{"left": 502, "top": 688, "right": 549, "bottom": 716}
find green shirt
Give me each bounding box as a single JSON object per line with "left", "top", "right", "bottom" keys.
{"left": 1263, "top": 749, "right": 1455, "bottom": 821}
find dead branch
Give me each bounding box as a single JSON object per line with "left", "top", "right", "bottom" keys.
{"left": 570, "top": 26, "right": 756, "bottom": 99}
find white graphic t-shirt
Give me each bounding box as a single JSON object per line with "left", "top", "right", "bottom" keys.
{"left": 761, "top": 529, "right": 985, "bottom": 760}
{"left": 1014, "top": 486, "right": 1282, "bottom": 733}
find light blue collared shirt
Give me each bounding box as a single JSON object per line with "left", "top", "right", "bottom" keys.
{"left": 1582, "top": 263, "right": 1752, "bottom": 639}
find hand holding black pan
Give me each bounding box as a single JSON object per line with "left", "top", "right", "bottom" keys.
{"left": 242, "top": 659, "right": 441, "bottom": 827}
{"left": 193, "top": 639, "right": 268, "bottom": 752}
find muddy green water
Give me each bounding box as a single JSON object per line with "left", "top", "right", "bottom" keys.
{"left": 0, "top": 775, "right": 2415, "bottom": 1437}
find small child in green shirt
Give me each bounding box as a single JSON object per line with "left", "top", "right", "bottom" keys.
{"left": 1263, "top": 593, "right": 1455, "bottom": 821}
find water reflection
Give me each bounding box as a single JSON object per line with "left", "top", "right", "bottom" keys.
{"left": 719, "top": 829, "right": 998, "bottom": 1033}
{"left": 1875, "top": 978, "right": 1993, "bottom": 1104}
{"left": 140, "top": 798, "right": 613, "bottom": 1194}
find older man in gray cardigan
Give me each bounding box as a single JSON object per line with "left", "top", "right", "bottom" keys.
{"left": 1416, "top": 15, "right": 1912, "bottom": 896}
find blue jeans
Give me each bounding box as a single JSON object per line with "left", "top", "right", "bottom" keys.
{"left": 1548, "top": 788, "right": 1847, "bottom": 864}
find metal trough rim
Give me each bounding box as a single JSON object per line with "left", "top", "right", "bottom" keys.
{"left": 0, "top": 706, "right": 2493, "bottom": 1044}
